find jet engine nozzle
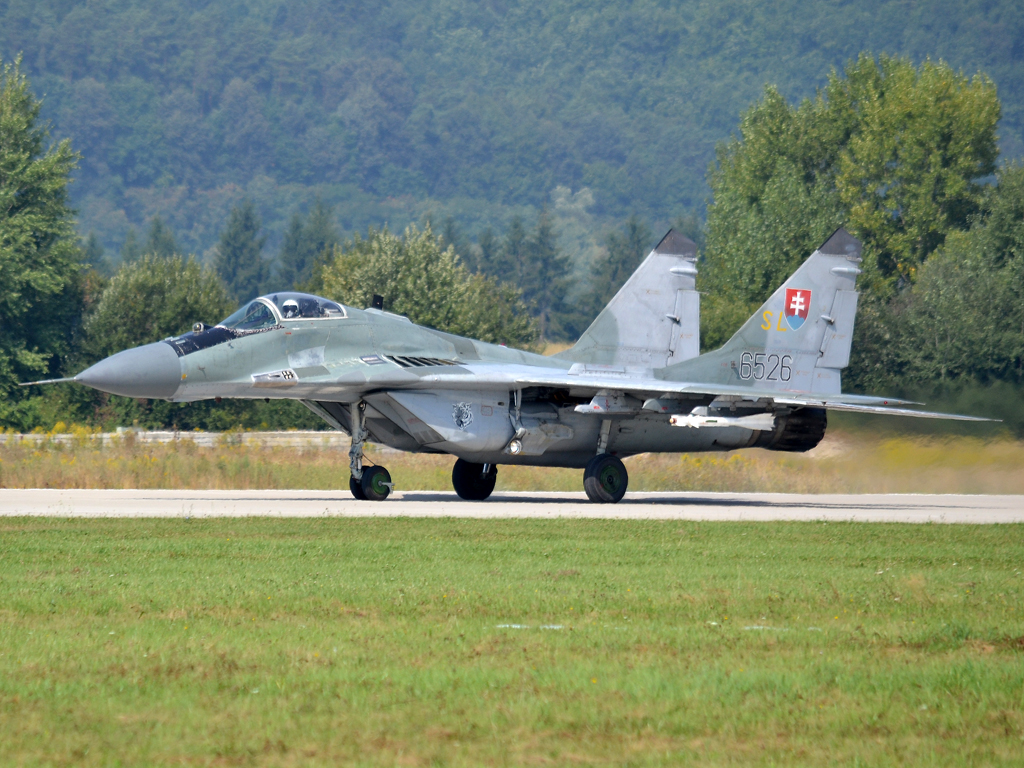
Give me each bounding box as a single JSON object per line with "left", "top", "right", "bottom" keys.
{"left": 76, "top": 342, "right": 182, "bottom": 399}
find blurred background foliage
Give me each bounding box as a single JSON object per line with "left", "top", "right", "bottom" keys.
{"left": 3, "top": 0, "right": 1023, "bottom": 257}
{"left": 1, "top": 0, "right": 1023, "bottom": 432}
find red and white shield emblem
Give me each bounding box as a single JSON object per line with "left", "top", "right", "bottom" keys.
{"left": 784, "top": 288, "right": 811, "bottom": 330}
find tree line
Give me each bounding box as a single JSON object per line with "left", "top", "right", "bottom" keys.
{"left": 3, "top": 54, "right": 1024, "bottom": 432}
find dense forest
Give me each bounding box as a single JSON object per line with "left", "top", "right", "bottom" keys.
{"left": 2, "top": 0, "right": 1023, "bottom": 262}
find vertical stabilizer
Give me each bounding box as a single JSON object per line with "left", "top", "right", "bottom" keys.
{"left": 667, "top": 228, "right": 863, "bottom": 395}
{"left": 557, "top": 230, "right": 700, "bottom": 367}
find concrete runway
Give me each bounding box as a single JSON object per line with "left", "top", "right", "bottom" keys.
{"left": 1, "top": 489, "right": 1021, "bottom": 523}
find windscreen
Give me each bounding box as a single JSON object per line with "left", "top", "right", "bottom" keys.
{"left": 217, "top": 299, "right": 279, "bottom": 332}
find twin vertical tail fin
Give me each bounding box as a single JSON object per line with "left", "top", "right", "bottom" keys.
{"left": 557, "top": 229, "right": 700, "bottom": 368}
{"left": 671, "top": 228, "right": 863, "bottom": 395}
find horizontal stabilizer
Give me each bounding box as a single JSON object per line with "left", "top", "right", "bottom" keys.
{"left": 803, "top": 402, "right": 998, "bottom": 421}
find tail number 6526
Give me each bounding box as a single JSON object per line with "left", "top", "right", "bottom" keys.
{"left": 738, "top": 352, "right": 792, "bottom": 382}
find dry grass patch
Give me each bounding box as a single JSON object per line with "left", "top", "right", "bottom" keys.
{"left": 2, "top": 429, "right": 1023, "bottom": 494}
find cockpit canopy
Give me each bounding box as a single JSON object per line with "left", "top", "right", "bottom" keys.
{"left": 216, "top": 292, "right": 346, "bottom": 331}
{"left": 263, "top": 292, "right": 346, "bottom": 320}
{"left": 166, "top": 292, "right": 347, "bottom": 358}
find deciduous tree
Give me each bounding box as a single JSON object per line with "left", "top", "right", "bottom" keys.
{"left": 701, "top": 55, "right": 1000, "bottom": 349}
{"left": 317, "top": 225, "right": 537, "bottom": 347}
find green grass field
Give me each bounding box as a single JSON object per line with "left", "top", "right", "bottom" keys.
{"left": 2, "top": 518, "right": 1023, "bottom": 766}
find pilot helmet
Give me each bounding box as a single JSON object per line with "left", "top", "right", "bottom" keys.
{"left": 282, "top": 299, "right": 299, "bottom": 318}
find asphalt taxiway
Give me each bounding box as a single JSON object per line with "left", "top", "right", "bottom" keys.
{"left": 1, "top": 490, "right": 1021, "bottom": 523}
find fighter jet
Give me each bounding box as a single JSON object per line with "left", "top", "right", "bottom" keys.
{"left": 24, "top": 228, "right": 991, "bottom": 503}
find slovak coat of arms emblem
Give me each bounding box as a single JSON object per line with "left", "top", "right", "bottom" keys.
{"left": 452, "top": 402, "right": 474, "bottom": 431}
{"left": 784, "top": 288, "right": 812, "bottom": 330}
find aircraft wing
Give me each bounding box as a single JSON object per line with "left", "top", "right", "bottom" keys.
{"left": 369, "top": 362, "right": 995, "bottom": 422}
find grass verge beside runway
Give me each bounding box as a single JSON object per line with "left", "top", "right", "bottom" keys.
{"left": 1, "top": 518, "right": 1022, "bottom": 766}
{"left": 3, "top": 430, "right": 1024, "bottom": 494}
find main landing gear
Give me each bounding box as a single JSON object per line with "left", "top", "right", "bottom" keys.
{"left": 452, "top": 459, "right": 498, "bottom": 501}
{"left": 582, "top": 418, "right": 628, "bottom": 503}
{"left": 583, "top": 453, "right": 628, "bottom": 503}
{"left": 348, "top": 401, "right": 392, "bottom": 501}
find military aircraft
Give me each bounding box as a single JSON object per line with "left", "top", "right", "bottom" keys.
{"left": 25, "top": 228, "right": 991, "bottom": 503}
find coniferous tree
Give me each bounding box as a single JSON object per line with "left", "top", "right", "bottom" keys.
{"left": 277, "top": 197, "right": 339, "bottom": 289}
{"left": 302, "top": 197, "right": 339, "bottom": 276}
{"left": 144, "top": 216, "right": 178, "bottom": 257}
{"left": 495, "top": 215, "right": 528, "bottom": 288}
{"left": 439, "top": 216, "right": 470, "bottom": 262}
{"left": 598, "top": 216, "right": 652, "bottom": 305}
{"left": 473, "top": 226, "right": 498, "bottom": 274}
{"left": 0, "top": 57, "right": 83, "bottom": 427}
{"left": 523, "top": 209, "right": 570, "bottom": 340}
{"left": 277, "top": 212, "right": 305, "bottom": 289}
{"left": 82, "top": 231, "right": 110, "bottom": 274}
{"left": 553, "top": 216, "right": 655, "bottom": 340}
{"left": 214, "top": 201, "right": 269, "bottom": 302}
{"left": 121, "top": 228, "right": 142, "bottom": 263}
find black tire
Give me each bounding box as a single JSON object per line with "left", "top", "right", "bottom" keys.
{"left": 360, "top": 465, "right": 392, "bottom": 501}
{"left": 451, "top": 459, "right": 498, "bottom": 501}
{"left": 583, "top": 454, "right": 628, "bottom": 504}
{"left": 349, "top": 475, "right": 367, "bottom": 500}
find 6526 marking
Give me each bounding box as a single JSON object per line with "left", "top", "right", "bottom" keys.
{"left": 738, "top": 352, "right": 792, "bottom": 381}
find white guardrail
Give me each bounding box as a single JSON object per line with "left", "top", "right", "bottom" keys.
{"left": 0, "top": 430, "right": 353, "bottom": 449}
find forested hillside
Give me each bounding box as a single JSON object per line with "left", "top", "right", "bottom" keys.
{"left": 3, "top": 0, "right": 1023, "bottom": 259}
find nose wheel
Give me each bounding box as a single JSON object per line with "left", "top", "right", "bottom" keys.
{"left": 360, "top": 465, "right": 392, "bottom": 501}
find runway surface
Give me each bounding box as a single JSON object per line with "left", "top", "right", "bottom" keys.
{"left": 1, "top": 489, "right": 1021, "bottom": 523}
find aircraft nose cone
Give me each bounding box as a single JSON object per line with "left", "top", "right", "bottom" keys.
{"left": 77, "top": 342, "right": 182, "bottom": 399}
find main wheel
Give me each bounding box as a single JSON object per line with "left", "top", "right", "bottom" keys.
{"left": 452, "top": 459, "right": 498, "bottom": 501}
{"left": 360, "top": 465, "right": 392, "bottom": 501}
{"left": 349, "top": 475, "right": 366, "bottom": 500}
{"left": 583, "top": 454, "right": 628, "bottom": 504}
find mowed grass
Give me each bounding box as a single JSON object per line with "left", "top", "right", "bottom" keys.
{"left": 1, "top": 518, "right": 1023, "bottom": 766}
{"left": 3, "top": 430, "right": 1024, "bottom": 494}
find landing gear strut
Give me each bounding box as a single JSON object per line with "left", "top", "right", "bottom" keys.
{"left": 452, "top": 459, "right": 497, "bottom": 501}
{"left": 348, "top": 401, "right": 392, "bottom": 501}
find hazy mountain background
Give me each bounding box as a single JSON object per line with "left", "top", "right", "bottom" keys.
{"left": 3, "top": 0, "right": 1023, "bottom": 263}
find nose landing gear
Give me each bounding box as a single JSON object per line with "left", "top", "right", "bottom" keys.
{"left": 348, "top": 401, "right": 392, "bottom": 501}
